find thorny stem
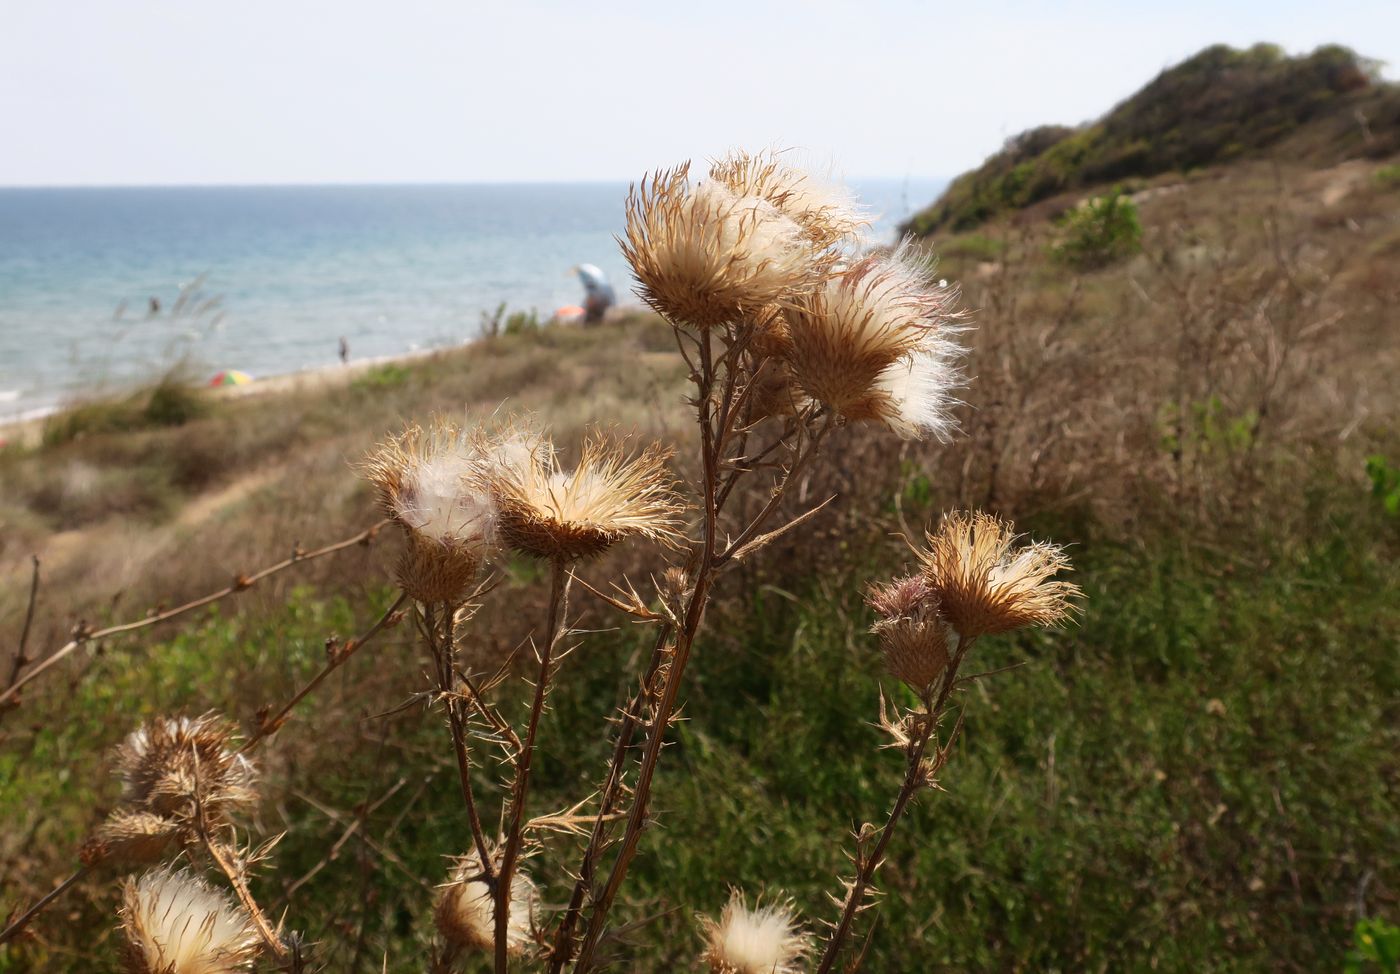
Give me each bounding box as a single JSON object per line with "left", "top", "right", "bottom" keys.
{"left": 0, "top": 865, "right": 89, "bottom": 946}
{"left": 0, "top": 521, "right": 387, "bottom": 715}
{"left": 814, "top": 638, "right": 976, "bottom": 974}
{"left": 545, "top": 621, "right": 675, "bottom": 972}
{"left": 569, "top": 328, "right": 829, "bottom": 973}
{"left": 201, "top": 831, "right": 290, "bottom": 963}
{"left": 241, "top": 593, "right": 409, "bottom": 753}
{"left": 495, "top": 559, "right": 571, "bottom": 974}
{"left": 429, "top": 602, "right": 496, "bottom": 890}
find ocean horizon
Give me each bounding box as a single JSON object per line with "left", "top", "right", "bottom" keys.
{"left": 0, "top": 179, "right": 944, "bottom": 420}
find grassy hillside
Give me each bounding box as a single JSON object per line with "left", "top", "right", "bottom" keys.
{"left": 3, "top": 122, "right": 1400, "bottom": 971}
{"left": 906, "top": 43, "right": 1400, "bottom": 235}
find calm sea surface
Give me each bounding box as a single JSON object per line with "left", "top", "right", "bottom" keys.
{"left": 0, "top": 180, "right": 943, "bottom": 418}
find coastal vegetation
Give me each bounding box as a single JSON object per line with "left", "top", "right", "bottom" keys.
{"left": 2, "top": 42, "right": 1399, "bottom": 973}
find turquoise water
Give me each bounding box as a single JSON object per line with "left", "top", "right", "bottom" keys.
{"left": 0, "top": 180, "right": 943, "bottom": 417}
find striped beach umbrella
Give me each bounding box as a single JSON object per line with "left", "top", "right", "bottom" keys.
{"left": 209, "top": 370, "right": 253, "bottom": 388}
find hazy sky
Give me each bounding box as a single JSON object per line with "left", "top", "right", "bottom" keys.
{"left": 3, "top": 0, "right": 1398, "bottom": 187}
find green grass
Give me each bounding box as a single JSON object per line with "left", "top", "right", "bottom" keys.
{"left": 4, "top": 471, "right": 1396, "bottom": 972}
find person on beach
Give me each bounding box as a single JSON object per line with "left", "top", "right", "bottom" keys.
{"left": 574, "top": 264, "right": 616, "bottom": 324}
{"left": 339, "top": 336, "right": 349, "bottom": 364}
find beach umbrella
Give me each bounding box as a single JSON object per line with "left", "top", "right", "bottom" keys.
{"left": 209, "top": 370, "right": 253, "bottom": 388}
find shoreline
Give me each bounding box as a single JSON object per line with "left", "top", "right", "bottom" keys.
{"left": 0, "top": 342, "right": 461, "bottom": 448}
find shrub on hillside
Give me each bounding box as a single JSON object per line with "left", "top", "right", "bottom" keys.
{"left": 1051, "top": 189, "right": 1142, "bottom": 269}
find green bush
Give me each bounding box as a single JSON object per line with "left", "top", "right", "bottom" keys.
{"left": 1052, "top": 189, "right": 1143, "bottom": 269}
{"left": 1347, "top": 917, "right": 1400, "bottom": 974}
{"left": 1376, "top": 165, "right": 1400, "bottom": 190}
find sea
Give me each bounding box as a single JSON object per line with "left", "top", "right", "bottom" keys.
{"left": 0, "top": 179, "right": 944, "bottom": 420}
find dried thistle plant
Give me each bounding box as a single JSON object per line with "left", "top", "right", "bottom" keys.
{"left": 80, "top": 715, "right": 256, "bottom": 869}
{"left": 815, "top": 510, "right": 1078, "bottom": 973}
{"left": 119, "top": 866, "right": 261, "bottom": 974}
{"left": 697, "top": 889, "right": 810, "bottom": 974}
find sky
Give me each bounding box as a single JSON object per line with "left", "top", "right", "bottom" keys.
{"left": 2, "top": 0, "right": 1398, "bottom": 187}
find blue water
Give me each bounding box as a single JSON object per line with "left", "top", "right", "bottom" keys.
{"left": 0, "top": 180, "right": 943, "bottom": 417}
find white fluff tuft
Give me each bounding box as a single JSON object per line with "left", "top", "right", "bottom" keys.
{"left": 120, "top": 867, "right": 261, "bottom": 974}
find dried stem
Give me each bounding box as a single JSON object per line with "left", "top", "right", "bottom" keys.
{"left": 0, "top": 864, "right": 89, "bottom": 946}
{"left": 3, "top": 555, "right": 41, "bottom": 696}
{"left": 495, "top": 558, "right": 571, "bottom": 973}
{"left": 0, "top": 521, "right": 386, "bottom": 714}
{"left": 814, "top": 638, "right": 976, "bottom": 974}
{"left": 242, "top": 592, "right": 409, "bottom": 753}
{"left": 201, "top": 831, "right": 290, "bottom": 963}
{"left": 568, "top": 325, "right": 829, "bottom": 973}
{"left": 425, "top": 601, "right": 496, "bottom": 889}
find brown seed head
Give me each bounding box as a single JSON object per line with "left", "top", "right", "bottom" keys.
{"left": 698, "top": 889, "right": 809, "bottom": 974}
{"left": 119, "top": 866, "right": 261, "bottom": 974}
{"left": 82, "top": 811, "right": 184, "bottom": 868}
{"left": 115, "top": 714, "right": 256, "bottom": 824}
{"left": 867, "top": 574, "right": 950, "bottom": 693}
{"left": 916, "top": 511, "right": 1081, "bottom": 637}
{"left": 621, "top": 164, "right": 827, "bottom": 330}
{"left": 484, "top": 428, "right": 685, "bottom": 562}
{"left": 708, "top": 149, "right": 869, "bottom": 249}
{"left": 434, "top": 845, "right": 538, "bottom": 956}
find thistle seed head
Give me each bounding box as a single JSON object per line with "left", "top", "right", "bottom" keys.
{"left": 709, "top": 150, "right": 868, "bottom": 249}
{"left": 698, "top": 889, "right": 809, "bottom": 974}
{"left": 484, "top": 428, "right": 685, "bottom": 562}
{"left": 363, "top": 420, "right": 499, "bottom": 602}
{"left": 119, "top": 866, "right": 261, "bottom": 974}
{"left": 621, "top": 164, "right": 826, "bottom": 330}
{"left": 785, "top": 244, "right": 961, "bottom": 437}
{"left": 114, "top": 715, "right": 256, "bottom": 824}
{"left": 915, "top": 511, "right": 1081, "bottom": 638}
{"left": 434, "top": 845, "right": 538, "bottom": 957}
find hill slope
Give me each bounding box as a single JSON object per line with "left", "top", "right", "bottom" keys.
{"left": 906, "top": 43, "right": 1400, "bottom": 235}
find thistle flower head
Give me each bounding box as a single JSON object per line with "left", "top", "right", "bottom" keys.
{"left": 709, "top": 150, "right": 868, "bottom": 248}
{"left": 434, "top": 845, "right": 538, "bottom": 957}
{"left": 621, "top": 164, "right": 825, "bottom": 329}
{"left": 866, "top": 574, "right": 951, "bottom": 694}
{"left": 115, "top": 715, "right": 256, "bottom": 823}
{"left": 484, "top": 428, "right": 685, "bottom": 562}
{"left": 785, "top": 244, "right": 960, "bottom": 436}
{"left": 698, "top": 890, "right": 809, "bottom": 974}
{"left": 119, "top": 867, "right": 261, "bottom": 974}
{"left": 915, "top": 511, "right": 1080, "bottom": 638}
{"left": 363, "top": 420, "right": 498, "bottom": 602}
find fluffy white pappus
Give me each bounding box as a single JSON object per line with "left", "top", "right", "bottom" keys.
{"left": 872, "top": 342, "right": 962, "bottom": 441}
{"left": 435, "top": 847, "right": 538, "bottom": 956}
{"left": 700, "top": 890, "right": 810, "bottom": 974}
{"left": 120, "top": 867, "right": 261, "bottom": 974}
{"left": 395, "top": 449, "right": 498, "bottom": 550}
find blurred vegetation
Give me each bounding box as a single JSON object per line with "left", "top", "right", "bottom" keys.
{"left": 906, "top": 43, "right": 1400, "bottom": 235}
